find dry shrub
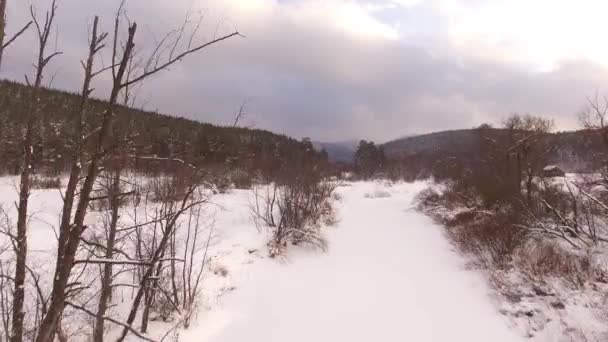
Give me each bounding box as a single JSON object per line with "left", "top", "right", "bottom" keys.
{"left": 253, "top": 180, "right": 337, "bottom": 257}
{"left": 254, "top": 144, "right": 336, "bottom": 256}
{"left": 417, "top": 181, "right": 481, "bottom": 213}
{"left": 272, "top": 181, "right": 336, "bottom": 256}
{"left": 149, "top": 284, "right": 178, "bottom": 322}
{"left": 31, "top": 176, "right": 61, "bottom": 189}
{"left": 213, "top": 176, "right": 231, "bottom": 194}
{"left": 146, "top": 173, "right": 193, "bottom": 202}
{"left": 516, "top": 239, "right": 594, "bottom": 288}
{"left": 230, "top": 169, "right": 252, "bottom": 190}
{"left": 415, "top": 187, "right": 442, "bottom": 209}
{"left": 419, "top": 177, "right": 608, "bottom": 291}
{"left": 418, "top": 181, "right": 528, "bottom": 268}
{"left": 322, "top": 200, "right": 338, "bottom": 226}
{"left": 447, "top": 207, "right": 528, "bottom": 268}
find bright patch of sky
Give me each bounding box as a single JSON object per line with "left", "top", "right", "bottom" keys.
{"left": 358, "top": 0, "right": 608, "bottom": 72}
{"left": 440, "top": 0, "right": 608, "bottom": 72}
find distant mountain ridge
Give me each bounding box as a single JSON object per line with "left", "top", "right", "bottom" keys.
{"left": 313, "top": 140, "right": 358, "bottom": 164}
{"left": 383, "top": 129, "right": 480, "bottom": 157}
{"left": 382, "top": 128, "right": 605, "bottom": 173}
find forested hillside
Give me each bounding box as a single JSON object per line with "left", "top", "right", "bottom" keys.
{"left": 383, "top": 127, "right": 605, "bottom": 179}
{"left": 0, "top": 80, "right": 328, "bottom": 181}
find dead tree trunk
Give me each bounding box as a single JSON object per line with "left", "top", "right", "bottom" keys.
{"left": 34, "top": 15, "right": 109, "bottom": 342}
{"left": 11, "top": 2, "right": 59, "bottom": 341}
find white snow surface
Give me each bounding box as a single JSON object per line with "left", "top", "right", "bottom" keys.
{"left": 183, "top": 181, "right": 524, "bottom": 342}
{"left": 0, "top": 177, "right": 533, "bottom": 341}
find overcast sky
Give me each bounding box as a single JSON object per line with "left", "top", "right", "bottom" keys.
{"left": 3, "top": 0, "right": 608, "bottom": 142}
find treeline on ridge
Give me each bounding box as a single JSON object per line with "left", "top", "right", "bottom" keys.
{"left": 0, "top": 79, "right": 330, "bottom": 183}
{"left": 380, "top": 126, "right": 606, "bottom": 181}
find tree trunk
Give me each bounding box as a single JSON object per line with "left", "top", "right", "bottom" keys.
{"left": 93, "top": 170, "right": 121, "bottom": 342}
{"left": 35, "top": 109, "right": 113, "bottom": 342}
{"left": 0, "top": 0, "right": 6, "bottom": 70}
{"left": 140, "top": 286, "right": 151, "bottom": 333}
{"left": 11, "top": 85, "right": 38, "bottom": 342}
{"left": 526, "top": 170, "right": 534, "bottom": 205}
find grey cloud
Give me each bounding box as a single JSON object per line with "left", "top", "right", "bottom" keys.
{"left": 2, "top": 0, "right": 607, "bottom": 142}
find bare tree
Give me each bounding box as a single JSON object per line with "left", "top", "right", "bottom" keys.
{"left": 35, "top": 2, "right": 240, "bottom": 340}
{"left": 0, "top": 0, "right": 33, "bottom": 71}
{"left": 10, "top": 1, "right": 60, "bottom": 341}
{"left": 580, "top": 93, "right": 608, "bottom": 158}
{"left": 33, "top": 12, "right": 107, "bottom": 342}
{"left": 232, "top": 98, "right": 255, "bottom": 128}
{"left": 519, "top": 177, "right": 608, "bottom": 249}
{"left": 91, "top": 35, "right": 139, "bottom": 342}
{"left": 504, "top": 114, "right": 554, "bottom": 204}
{"left": 530, "top": 95, "right": 608, "bottom": 248}
{"left": 117, "top": 176, "right": 206, "bottom": 341}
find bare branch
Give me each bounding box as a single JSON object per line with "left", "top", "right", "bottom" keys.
{"left": 2, "top": 21, "right": 33, "bottom": 49}
{"left": 123, "top": 30, "right": 241, "bottom": 88}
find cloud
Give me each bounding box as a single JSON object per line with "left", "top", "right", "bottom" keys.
{"left": 1, "top": 0, "right": 607, "bottom": 142}
{"left": 434, "top": 0, "right": 608, "bottom": 71}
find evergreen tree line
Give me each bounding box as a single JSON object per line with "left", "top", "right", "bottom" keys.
{"left": 354, "top": 140, "right": 387, "bottom": 179}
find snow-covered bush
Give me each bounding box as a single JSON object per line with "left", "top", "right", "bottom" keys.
{"left": 252, "top": 180, "right": 337, "bottom": 257}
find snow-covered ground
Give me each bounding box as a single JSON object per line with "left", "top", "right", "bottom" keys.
{"left": 182, "top": 181, "right": 523, "bottom": 342}
{"left": 6, "top": 177, "right": 597, "bottom": 341}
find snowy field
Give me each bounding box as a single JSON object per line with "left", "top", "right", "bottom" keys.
{"left": 1, "top": 177, "right": 571, "bottom": 341}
